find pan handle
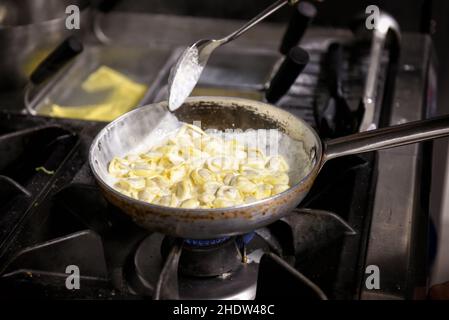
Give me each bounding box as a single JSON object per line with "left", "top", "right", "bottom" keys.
{"left": 323, "top": 114, "right": 449, "bottom": 162}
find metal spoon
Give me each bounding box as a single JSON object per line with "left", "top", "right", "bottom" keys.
{"left": 167, "top": 0, "right": 299, "bottom": 111}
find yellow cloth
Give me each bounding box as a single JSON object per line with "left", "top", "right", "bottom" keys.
{"left": 48, "top": 66, "right": 146, "bottom": 121}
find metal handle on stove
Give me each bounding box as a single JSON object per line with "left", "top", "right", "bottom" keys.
{"left": 358, "top": 12, "right": 401, "bottom": 132}
{"left": 324, "top": 114, "right": 449, "bottom": 162}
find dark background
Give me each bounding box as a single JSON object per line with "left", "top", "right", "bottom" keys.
{"left": 110, "top": 0, "right": 449, "bottom": 114}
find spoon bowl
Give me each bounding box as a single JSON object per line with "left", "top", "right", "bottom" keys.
{"left": 167, "top": 39, "right": 222, "bottom": 111}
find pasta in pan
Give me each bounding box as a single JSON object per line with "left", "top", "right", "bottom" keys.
{"left": 108, "top": 123, "right": 290, "bottom": 209}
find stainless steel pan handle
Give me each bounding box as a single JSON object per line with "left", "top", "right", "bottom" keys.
{"left": 323, "top": 114, "right": 449, "bottom": 162}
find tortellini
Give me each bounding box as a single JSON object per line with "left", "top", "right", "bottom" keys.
{"left": 108, "top": 123, "right": 291, "bottom": 209}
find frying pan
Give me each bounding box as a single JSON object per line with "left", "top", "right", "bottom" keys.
{"left": 89, "top": 96, "right": 449, "bottom": 239}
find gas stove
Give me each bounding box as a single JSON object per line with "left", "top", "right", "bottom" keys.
{"left": 0, "top": 112, "right": 371, "bottom": 300}
{"left": 0, "top": 12, "right": 436, "bottom": 300}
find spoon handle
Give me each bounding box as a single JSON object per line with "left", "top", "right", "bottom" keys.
{"left": 222, "top": 0, "right": 295, "bottom": 44}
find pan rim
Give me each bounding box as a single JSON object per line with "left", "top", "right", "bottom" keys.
{"left": 88, "top": 96, "right": 323, "bottom": 214}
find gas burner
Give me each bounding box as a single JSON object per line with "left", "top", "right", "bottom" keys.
{"left": 124, "top": 206, "right": 355, "bottom": 301}
{"left": 163, "top": 236, "right": 243, "bottom": 277}
{"left": 127, "top": 233, "right": 269, "bottom": 300}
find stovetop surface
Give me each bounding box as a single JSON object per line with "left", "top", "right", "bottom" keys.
{"left": 0, "top": 111, "right": 375, "bottom": 299}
